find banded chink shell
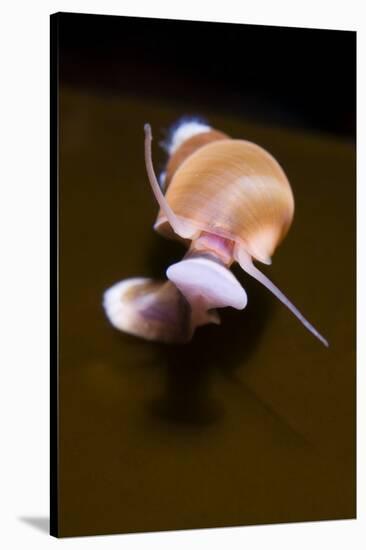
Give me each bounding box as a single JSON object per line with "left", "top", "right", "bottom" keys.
{"left": 103, "top": 118, "right": 328, "bottom": 346}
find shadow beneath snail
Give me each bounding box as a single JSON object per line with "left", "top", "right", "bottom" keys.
{"left": 145, "top": 240, "right": 275, "bottom": 426}
{"left": 147, "top": 349, "right": 223, "bottom": 427}
{"left": 107, "top": 243, "right": 306, "bottom": 441}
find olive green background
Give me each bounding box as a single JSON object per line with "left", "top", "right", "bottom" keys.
{"left": 58, "top": 86, "right": 355, "bottom": 537}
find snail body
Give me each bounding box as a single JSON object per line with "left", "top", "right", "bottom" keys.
{"left": 103, "top": 118, "right": 328, "bottom": 346}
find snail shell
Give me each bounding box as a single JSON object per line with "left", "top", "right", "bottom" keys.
{"left": 103, "top": 118, "right": 328, "bottom": 347}
{"left": 155, "top": 132, "right": 294, "bottom": 265}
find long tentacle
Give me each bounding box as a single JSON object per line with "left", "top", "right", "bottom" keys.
{"left": 236, "top": 246, "right": 329, "bottom": 347}
{"left": 144, "top": 123, "right": 196, "bottom": 239}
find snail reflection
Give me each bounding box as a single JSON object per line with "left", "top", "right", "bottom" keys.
{"left": 103, "top": 118, "right": 328, "bottom": 347}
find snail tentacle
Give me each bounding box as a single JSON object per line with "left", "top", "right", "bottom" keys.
{"left": 235, "top": 246, "right": 329, "bottom": 347}
{"left": 144, "top": 123, "right": 196, "bottom": 240}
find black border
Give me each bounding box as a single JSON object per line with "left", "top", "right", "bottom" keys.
{"left": 50, "top": 12, "right": 59, "bottom": 538}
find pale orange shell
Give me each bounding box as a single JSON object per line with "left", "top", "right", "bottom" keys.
{"left": 155, "top": 138, "right": 295, "bottom": 263}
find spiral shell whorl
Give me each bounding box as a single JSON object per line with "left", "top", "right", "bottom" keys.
{"left": 156, "top": 131, "right": 294, "bottom": 263}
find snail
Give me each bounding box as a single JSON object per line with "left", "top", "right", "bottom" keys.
{"left": 103, "top": 118, "right": 328, "bottom": 347}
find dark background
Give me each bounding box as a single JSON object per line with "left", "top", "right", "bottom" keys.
{"left": 59, "top": 12, "right": 356, "bottom": 139}
{"left": 53, "top": 12, "right": 356, "bottom": 538}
